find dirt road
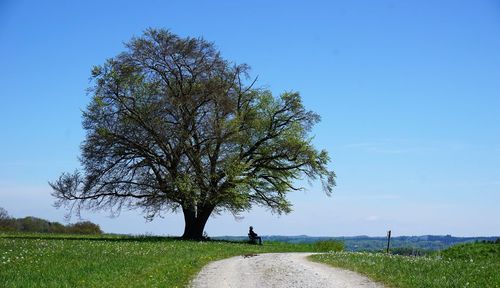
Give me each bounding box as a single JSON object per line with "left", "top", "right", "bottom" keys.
{"left": 191, "top": 252, "right": 383, "bottom": 288}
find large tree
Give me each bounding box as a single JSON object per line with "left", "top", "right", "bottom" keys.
{"left": 50, "top": 28, "right": 335, "bottom": 239}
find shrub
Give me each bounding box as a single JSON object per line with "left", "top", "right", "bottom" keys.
{"left": 66, "top": 221, "right": 103, "bottom": 234}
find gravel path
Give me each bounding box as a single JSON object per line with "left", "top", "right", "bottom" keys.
{"left": 190, "top": 253, "right": 384, "bottom": 288}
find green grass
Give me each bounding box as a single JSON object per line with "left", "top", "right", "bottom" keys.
{"left": 0, "top": 232, "right": 315, "bottom": 287}
{"left": 312, "top": 240, "right": 344, "bottom": 252}
{"left": 311, "top": 242, "right": 500, "bottom": 288}
{"left": 440, "top": 242, "right": 500, "bottom": 261}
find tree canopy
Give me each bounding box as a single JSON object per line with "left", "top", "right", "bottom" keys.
{"left": 50, "top": 28, "right": 335, "bottom": 239}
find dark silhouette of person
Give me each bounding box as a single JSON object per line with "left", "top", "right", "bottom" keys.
{"left": 248, "top": 226, "right": 262, "bottom": 245}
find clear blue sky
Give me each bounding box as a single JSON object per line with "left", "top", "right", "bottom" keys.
{"left": 1, "top": 0, "right": 499, "bottom": 237}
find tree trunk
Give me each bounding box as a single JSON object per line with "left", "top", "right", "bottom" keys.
{"left": 181, "top": 206, "right": 213, "bottom": 240}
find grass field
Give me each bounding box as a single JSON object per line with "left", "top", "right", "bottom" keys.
{"left": 0, "top": 233, "right": 319, "bottom": 287}
{"left": 311, "top": 242, "right": 500, "bottom": 288}
{"left": 3, "top": 232, "right": 498, "bottom": 288}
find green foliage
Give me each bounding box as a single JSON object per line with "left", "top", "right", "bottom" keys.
{"left": 0, "top": 233, "right": 315, "bottom": 287}
{"left": 66, "top": 221, "right": 103, "bottom": 234}
{"left": 311, "top": 243, "right": 500, "bottom": 288}
{"left": 313, "top": 240, "right": 344, "bottom": 252}
{"left": 50, "top": 28, "right": 335, "bottom": 239}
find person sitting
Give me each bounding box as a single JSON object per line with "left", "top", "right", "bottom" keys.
{"left": 248, "top": 226, "right": 262, "bottom": 245}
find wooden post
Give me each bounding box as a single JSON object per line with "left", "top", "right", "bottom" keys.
{"left": 386, "top": 230, "right": 391, "bottom": 254}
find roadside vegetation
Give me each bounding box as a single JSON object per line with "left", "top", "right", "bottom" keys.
{"left": 311, "top": 242, "right": 500, "bottom": 288}
{"left": 312, "top": 240, "right": 344, "bottom": 252}
{"left": 0, "top": 232, "right": 317, "bottom": 287}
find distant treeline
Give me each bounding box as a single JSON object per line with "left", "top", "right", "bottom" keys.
{"left": 480, "top": 238, "right": 500, "bottom": 244}
{"left": 214, "top": 234, "right": 500, "bottom": 251}
{"left": 0, "top": 207, "right": 102, "bottom": 234}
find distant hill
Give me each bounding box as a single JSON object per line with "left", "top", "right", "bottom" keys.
{"left": 214, "top": 235, "right": 500, "bottom": 251}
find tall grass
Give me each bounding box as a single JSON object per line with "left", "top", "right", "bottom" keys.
{"left": 313, "top": 240, "right": 344, "bottom": 252}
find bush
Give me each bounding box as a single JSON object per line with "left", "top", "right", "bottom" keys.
{"left": 48, "top": 222, "right": 67, "bottom": 233}
{"left": 66, "top": 221, "right": 103, "bottom": 234}
{"left": 313, "top": 240, "right": 344, "bottom": 252}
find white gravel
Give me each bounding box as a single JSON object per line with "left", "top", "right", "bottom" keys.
{"left": 190, "top": 252, "right": 384, "bottom": 288}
